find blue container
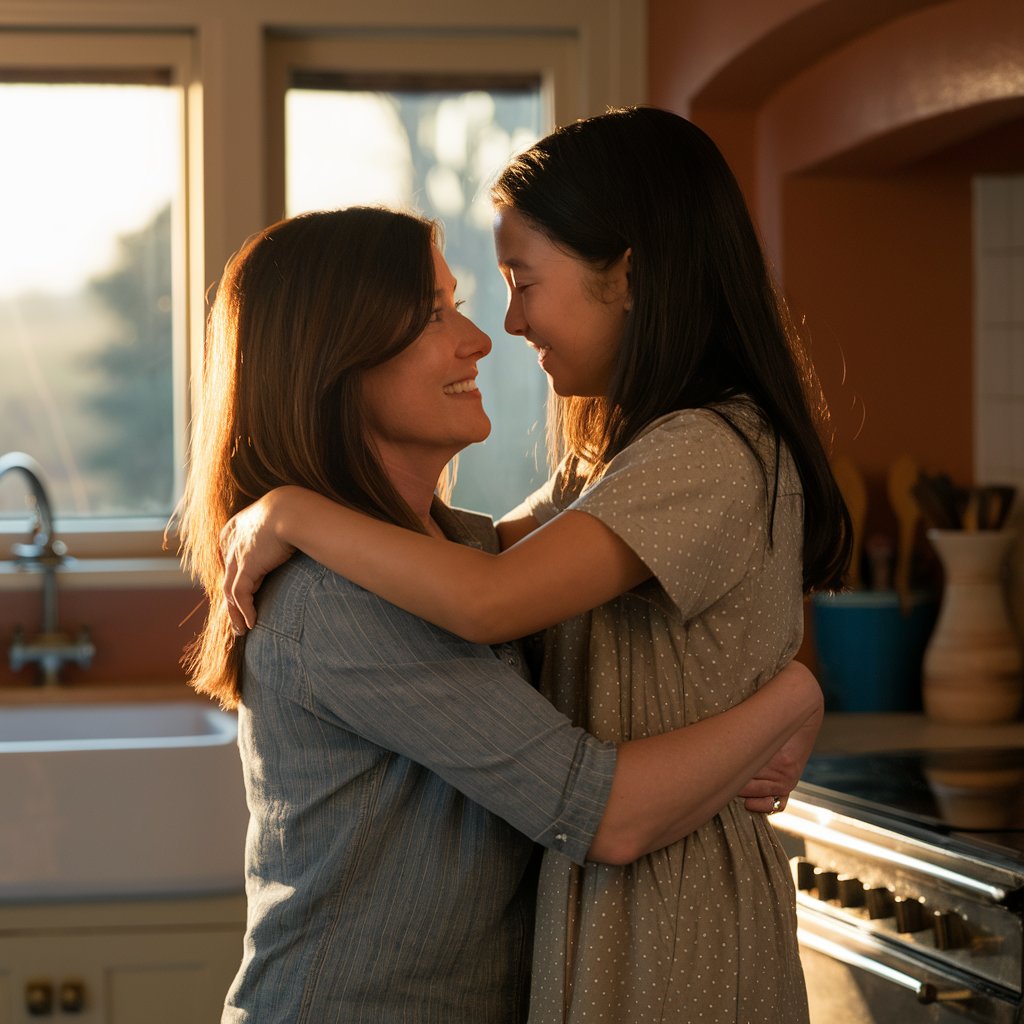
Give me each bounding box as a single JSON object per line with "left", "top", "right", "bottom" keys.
{"left": 811, "top": 591, "right": 939, "bottom": 713}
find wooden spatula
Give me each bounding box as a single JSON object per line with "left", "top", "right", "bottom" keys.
{"left": 887, "top": 456, "right": 919, "bottom": 613}
{"left": 832, "top": 455, "right": 866, "bottom": 589}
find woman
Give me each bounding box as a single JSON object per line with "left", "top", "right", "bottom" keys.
{"left": 186, "top": 204, "right": 824, "bottom": 1023}
{"left": 221, "top": 109, "right": 850, "bottom": 1022}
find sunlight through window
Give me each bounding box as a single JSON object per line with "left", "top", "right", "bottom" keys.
{"left": 0, "top": 79, "right": 181, "bottom": 520}
{"left": 285, "top": 81, "right": 547, "bottom": 518}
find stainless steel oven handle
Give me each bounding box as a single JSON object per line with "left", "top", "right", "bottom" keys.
{"left": 774, "top": 806, "right": 1008, "bottom": 901}
{"left": 798, "top": 926, "right": 974, "bottom": 1005}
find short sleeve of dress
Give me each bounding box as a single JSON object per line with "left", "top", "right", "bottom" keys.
{"left": 569, "top": 408, "right": 772, "bottom": 622}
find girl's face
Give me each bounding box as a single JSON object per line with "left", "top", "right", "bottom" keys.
{"left": 362, "top": 247, "right": 492, "bottom": 473}
{"left": 493, "top": 206, "right": 630, "bottom": 397}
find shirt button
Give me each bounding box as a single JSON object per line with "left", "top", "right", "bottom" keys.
{"left": 555, "top": 832, "right": 568, "bottom": 844}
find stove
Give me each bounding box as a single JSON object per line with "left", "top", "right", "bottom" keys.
{"left": 773, "top": 747, "right": 1024, "bottom": 1023}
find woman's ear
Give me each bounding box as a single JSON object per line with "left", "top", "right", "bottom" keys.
{"left": 621, "top": 247, "right": 633, "bottom": 312}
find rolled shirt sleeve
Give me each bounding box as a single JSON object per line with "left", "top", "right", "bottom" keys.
{"left": 291, "top": 563, "right": 617, "bottom": 865}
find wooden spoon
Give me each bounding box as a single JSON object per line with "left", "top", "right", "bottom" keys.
{"left": 887, "top": 456, "right": 920, "bottom": 613}
{"left": 832, "top": 455, "right": 866, "bottom": 589}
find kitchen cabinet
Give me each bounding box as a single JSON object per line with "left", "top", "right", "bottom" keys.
{"left": 0, "top": 894, "right": 244, "bottom": 1023}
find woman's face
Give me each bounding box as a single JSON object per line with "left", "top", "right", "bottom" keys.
{"left": 493, "top": 205, "right": 630, "bottom": 397}
{"left": 362, "top": 247, "right": 493, "bottom": 474}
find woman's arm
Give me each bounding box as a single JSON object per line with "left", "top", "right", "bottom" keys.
{"left": 222, "top": 485, "right": 648, "bottom": 644}
{"left": 588, "top": 660, "right": 821, "bottom": 863}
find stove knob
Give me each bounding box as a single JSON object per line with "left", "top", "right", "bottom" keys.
{"left": 793, "top": 858, "right": 816, "bottom": 892}
{"left": 894, "top": 896, "right": 927, "bottom": 933}
{"left": 933, "top": 911, "right": 967, "bottom": 951}
{"left": 837, "top": 876, "right": 865, "bottom": 908}
{"left": 814, "top": 869, "right": 839, "bottom": 902}
{"left": 865, "top": 887, "right": 894, "bottom": 919}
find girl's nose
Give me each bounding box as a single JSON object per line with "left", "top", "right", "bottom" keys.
{"left": 503, "top": 290, "right": 526, "bottom": 337}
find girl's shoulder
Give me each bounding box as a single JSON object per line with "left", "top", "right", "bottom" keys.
{"left": 623, "top": 397, "right": 768, "bottom": 463}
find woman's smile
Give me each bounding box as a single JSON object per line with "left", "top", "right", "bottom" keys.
{"left": 442, "top": 377, "right": 481, "bottom": 396}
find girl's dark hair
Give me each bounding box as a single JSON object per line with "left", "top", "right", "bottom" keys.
{"left": 175, "top": 207, "right": 439, "bottom": 707}
{"left": 491, "top": 106, "right": 851, "bottom": 592}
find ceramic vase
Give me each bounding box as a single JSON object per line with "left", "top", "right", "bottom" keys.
{"left": 922, "top": 528, "right": 1024, "bottom": 724}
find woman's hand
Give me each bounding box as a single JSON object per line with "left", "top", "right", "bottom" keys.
{"left": 220, "top": 490, "right": 297, "bottom": 633}
{"left": 740, "top": 661, "right": 823, "bottom": 815}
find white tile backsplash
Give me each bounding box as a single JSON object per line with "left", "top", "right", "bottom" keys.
{"left": 1013, "top": 177, "right": 1024, "bottom": 245}
{"left": 976, "top": 177, "right": 1024, "bottom": 642}
{"left": 975, "top": 176, "right": 1024, "bottom": 489}
{"left": 978, "top": 175, "right": 1014, "bottom": 248}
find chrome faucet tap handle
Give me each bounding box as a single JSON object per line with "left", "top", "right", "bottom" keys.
{"left": 0, "top": 451, "right": 55, "bottom": 553}
{"left": 1, "top": 451, "right": 92, "bottom": 685}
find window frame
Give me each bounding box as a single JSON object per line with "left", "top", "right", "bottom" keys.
{"left": 264, "top": 32, "right": 578, "bottom": 224}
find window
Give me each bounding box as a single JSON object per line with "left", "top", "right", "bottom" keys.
{"left": 267, "top": 34, "right": 576, "bottom": 518}
{"left": 0, "top": 10, "right": 643, "bottom": 570}
{"left": 0, "top": 33, "right": 192, "bottom": 555}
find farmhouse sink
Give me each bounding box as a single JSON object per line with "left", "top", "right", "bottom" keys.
{"left": 0, "top": 700, "right": 248, "bottom": 901}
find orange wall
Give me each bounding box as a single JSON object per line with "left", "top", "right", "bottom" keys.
{"left": 0, "top": 586, "right": 202, "bottom": 689}
{"left": 648, "top": 0, "right": 1024, "bottom": 541}
{"left": 782, "top": 171, "right": 973, "bottom": 539}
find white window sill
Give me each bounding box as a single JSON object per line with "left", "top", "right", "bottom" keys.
{"left": 0, "top": 519, "right": 194, "bottom": 588}
{"left": 0, "top": 557, "right": 191, "bottom": 590}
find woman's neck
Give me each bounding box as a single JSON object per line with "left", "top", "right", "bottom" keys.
{"left": 378, "top": 452, "right": 448, "bottom": 534}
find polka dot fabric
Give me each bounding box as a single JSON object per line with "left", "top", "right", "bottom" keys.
{"left": 524, "top": 402, "right": 810, "bottom": 1023}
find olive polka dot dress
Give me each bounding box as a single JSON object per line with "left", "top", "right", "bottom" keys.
{"left": 520, "top": 401, "right": 810, "bottom": 1023}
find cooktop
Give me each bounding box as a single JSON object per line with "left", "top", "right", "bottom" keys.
{"left": 797, "top": 746, "right": 1024, "bottom": 860}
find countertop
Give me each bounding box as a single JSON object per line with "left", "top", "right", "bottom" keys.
{"left": 2, "top": 690, "right": 1023, "bottom": 756}
{"left": 0, "top": 682, "right": 201, "bottom": 705}
{"left": 815, "top": 712, "right": 1024, "bottom": 754}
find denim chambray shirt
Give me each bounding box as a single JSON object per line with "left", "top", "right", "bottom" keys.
{"left": 222, "top": 504, "right": 616, "bottom": 1023}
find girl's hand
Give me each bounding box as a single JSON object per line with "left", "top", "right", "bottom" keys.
{"left": 740, "top": 661, "right": 823, "bottom": 815}
{"left": 220, "top": 491, "right": 297, "bottom": 633}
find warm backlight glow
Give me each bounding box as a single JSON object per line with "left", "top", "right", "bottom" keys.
{"left": 0, "top": 83, "right": 176, "bottom": 299}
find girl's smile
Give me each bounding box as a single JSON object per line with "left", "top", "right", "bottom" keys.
{"left": 493, "top": 206, "right": 631, "bottom": 398}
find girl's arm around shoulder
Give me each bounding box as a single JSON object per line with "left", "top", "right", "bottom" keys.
{"left": 223, "top": 485, "right": 650, "bottom": 643}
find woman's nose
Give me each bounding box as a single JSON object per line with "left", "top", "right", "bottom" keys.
{"left": 461, "top": 317, "right": 492, "bottom": 358}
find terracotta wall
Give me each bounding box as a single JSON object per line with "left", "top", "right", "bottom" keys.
{"left": 0, "top": 584, "right": 203, "bottom": 689}
{"left": 648, "top": 0, "right": 1024, "bottom": 543}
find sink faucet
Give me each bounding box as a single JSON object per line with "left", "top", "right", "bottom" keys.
{"left": 0, "top": 452, "right": 94, "bottom": 685}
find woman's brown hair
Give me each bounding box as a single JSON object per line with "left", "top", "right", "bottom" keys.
{"left": 175, "top": 207, "right": 437, "bottom": 708}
